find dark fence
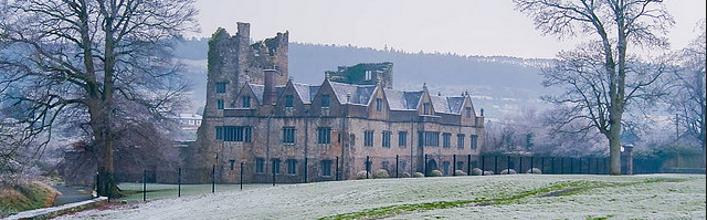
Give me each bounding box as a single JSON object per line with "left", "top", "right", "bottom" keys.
{"left": 106, "top": 153, "right": 677, "bottom": 201}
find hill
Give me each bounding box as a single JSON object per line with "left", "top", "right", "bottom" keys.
{"left": 174, "top": 38, "right": 554, "bottom": 117}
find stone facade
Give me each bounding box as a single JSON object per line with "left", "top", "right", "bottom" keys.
{"left": 188, "top": 23, "right": 485, "bottom": 183}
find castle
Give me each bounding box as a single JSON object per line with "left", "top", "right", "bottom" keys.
{"left": 189, "top": 22, "right": 485, "bottom": 183}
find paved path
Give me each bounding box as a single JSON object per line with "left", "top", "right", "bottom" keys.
{"left": 53, "top": 184, "right": 94, "bottom": 206}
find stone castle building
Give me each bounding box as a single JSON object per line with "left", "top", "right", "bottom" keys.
{"left": 189, "top": 22, "right": 485, "bottom": 183}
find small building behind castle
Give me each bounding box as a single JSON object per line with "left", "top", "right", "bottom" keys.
{"left": 188, "top": 22, "right": 485, "bottom": 183}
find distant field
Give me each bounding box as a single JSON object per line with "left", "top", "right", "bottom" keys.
{"left": 59, "top": 174, "right": 705, "bottom": 219}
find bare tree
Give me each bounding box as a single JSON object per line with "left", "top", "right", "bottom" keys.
{"left": 514, "top": 0, "right": 674, "bottom": 174}
{"left": 0, "top": 0, "right": 197, "bottom": 196}
{"left": 670, "top": 22, "right": 706, "bottom": 162}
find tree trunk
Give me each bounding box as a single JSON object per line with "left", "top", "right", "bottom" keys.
{"left": 608, "top": 121, "right": 622, "bottom": 175}
{"left": 91, "top": 104, "right": 120, "bottom": 197}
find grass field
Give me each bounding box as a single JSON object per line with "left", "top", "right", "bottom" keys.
{"left": 58, "top": 174, "right": 705, "bottom": 219}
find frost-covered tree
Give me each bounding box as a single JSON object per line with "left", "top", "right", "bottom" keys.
{"left": 0, "top": 0, "right": 197, "bottom": 196}
{"left": 515, "top": 0, "right": 674, "bottom": 175}
{"left": 669, "top": 22, "right": 706, "bottom": 162}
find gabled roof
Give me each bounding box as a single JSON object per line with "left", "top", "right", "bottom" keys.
{"left": 446, "top": 96, "right": 466, "bottom": 114}
{"left": 244, "top": 83, "right": 285, "bottom": 105}
{"left": 292, "top": 83, "right": 320, "bottom": 104}
{"left": 329, "top": 81, "right": 376, "bottom": 105}
{"left": 249, "top": 84, "right": 264, "bottom": 104}
{"left": 253, "top": 79, "right": 474, "bottom": 116}
{"left": 386, "top": 90, "right": 423, "bottom": 110}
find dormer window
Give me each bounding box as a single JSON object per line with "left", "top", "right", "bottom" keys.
{"left": 375, "top": 98, "right": 382, "bottom": 111}
{"left": 321, "top": 95, "right": 331, "bottom": 107}
{"left": 285, "top": 95, "right": 294, "bottom": 107}
{"left": 242, "top": 96, "right": 251, "bottom": 108}
{"left": 365, "top": 70, "right": 372, "bottom": 81}
{"left": 465, "top": 107, "right": 472, "bottom": 118}
{"left": 423, "top": 102, "right": 431, "bottom": 115}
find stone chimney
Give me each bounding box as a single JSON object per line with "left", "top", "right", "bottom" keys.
{"left": 237, "top": 22, "right": 250, "bottom": 42}
{"left": 263, "top": 68, "right": 277, "bottom": 105}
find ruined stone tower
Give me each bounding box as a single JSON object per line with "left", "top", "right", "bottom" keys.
{"left": 189, "top": 23, "right": 289, "bottom": 181}
{"left": 204, "top": 22, "right": 289, "bottom": 117}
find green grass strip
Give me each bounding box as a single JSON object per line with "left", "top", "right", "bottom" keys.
{"left": 319, "top": 177, "right": 686, "bottom": 220}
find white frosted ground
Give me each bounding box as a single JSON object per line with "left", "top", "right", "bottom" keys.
{"left": 57, "top": 174, "right": 705, "bottom": 220}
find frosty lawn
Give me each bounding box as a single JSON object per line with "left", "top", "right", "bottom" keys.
{"left": 58, "top": 174, "right": 705, "bottom": 219}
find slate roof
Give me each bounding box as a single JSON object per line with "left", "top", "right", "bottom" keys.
{"left": 249, "top": 84, "right": 264, "bottom": 103}
{"left": 245, "top": 80, "right": 470, "bottom": 115}
{"left": 247, "top": 83, "right": 285, "bottom": 104}
{"left": 386, "top": 90, "right": 423, "bottom": 110}
{"left": 446, "top": 96, "right": 466, "bottom": 114}
{"left": 293, "top": 83, "right": 319, "bottom": 104}
{"left": 329, "top": 82, "right": 376, "bottom": 105}
{"left": 430, "top": 95, "right": 465, "bottom": 114}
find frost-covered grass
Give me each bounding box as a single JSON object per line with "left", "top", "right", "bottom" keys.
{"left": 116, "top": 183, "right": 270, "bottom": 201}
{"left": 58, "top": 174, "right": 705, "bottom": 220}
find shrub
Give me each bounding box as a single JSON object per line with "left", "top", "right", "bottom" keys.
{"left": 356, "top": 171, "right": 371, "bottom": 179}
{"left": 471, "top": 168, "right": 483, "bottom": 176}
{"left": 500, "top": 169, "right": 517, "bottom": 175}
{"left": 454, "top": 170, "right": 467, "bottom": 176}
{"left": 401, "top": 172, "right": 412, "bottom": 178}
{"left": 0, "top": 181, "right": 59, "bottom": 217}
{"left": 429, "top": 170, "right": 443, "bottom": 177}
{"left": 483, "top": 170, "right": 494, "bottom": 175}
{"left": 373, "top": 169, "right": 390, "bottom": 179}
{"left": 413, "top": 172, "right": 425, "bottom": 178}
{"left": 526, "top": 168, "right": 542, "bottom": 174}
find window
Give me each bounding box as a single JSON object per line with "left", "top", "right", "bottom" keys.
{"left": 375, "top": 98, "right": 382, "bottom": 111}
{"left": 217, "top": 99, "right": 224, "bottom": 110}
{"left": 320, "top": 160, "right": 332, "bottom": 177}
{"left": 364, "top": 130, "right": 374, "bottom": 147}
{"left": 442, "top": 161, "right": 450, "bottom": 176}
{"left": 457, "top": 134, "right": 465, "bottom": 149}
{"left": 424, "top": 132, "right": 439, "bottom": 147}
{"left": 317, "top": 127, "right": 331, "bottom": 144}
{"left": 423, "top": 102, "right": 431, "bottom": 115}
{"left": 456, "top": 161, "right": 464, "bottom": 171}
{"left": 286, "top": 159, "right": 297, "bottom": 175}
{"left": 282, "top": 127, "right": 295, "bottom": 144}
{"left": 216, "top": 126, "right": 223, "bottom": 140}
{"left": 215, "top": 82, "right": 227, "bottom": 93}
{"left": 285, "top": 95, "right": 294, "bottom": 107}
{"left": 400, "top": 160, "right": 407, "bottom": 171}
{"left": 470, "top": 135, "right": 478, "bottom": 149}
{"left": 382, "top": 131, "right": 391, "bottom": 148}
{"left": 398, "top": 131, "right": 407, "bottom": 147}
{"left": 382, "top": 161, "right": 390, "bottom": 171}
{"left": 255, "top": 158, "right": 265, "bottom": 174}
{"left": 465, "top": 107, "right": 472, "bottom": 118}
{"left": 229, "top": 160, "right": 235, "bottom": 170}
{"left": 216, "top": 126, "right": 252, "bottom": 142}
{"left": 418, "top": 131, "right": 424, "bottom": 147}
{"left": 321, "top": 95, "right": 330, "bottom": 107}
{"left": 242, "top": 96, "right": 251, "bottom": 108}
{"left": 442, "top": 133, "right": 452, "bottom": 148}
{"left": 365, "top": 70, "right": 372, "bottom": 81}
{"left": 271, "top": 159, "right": 281, "bottom": 175}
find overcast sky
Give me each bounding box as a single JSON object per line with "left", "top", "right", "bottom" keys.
{"left": 193, "top": 0, "right": 705, "bottom": 58}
